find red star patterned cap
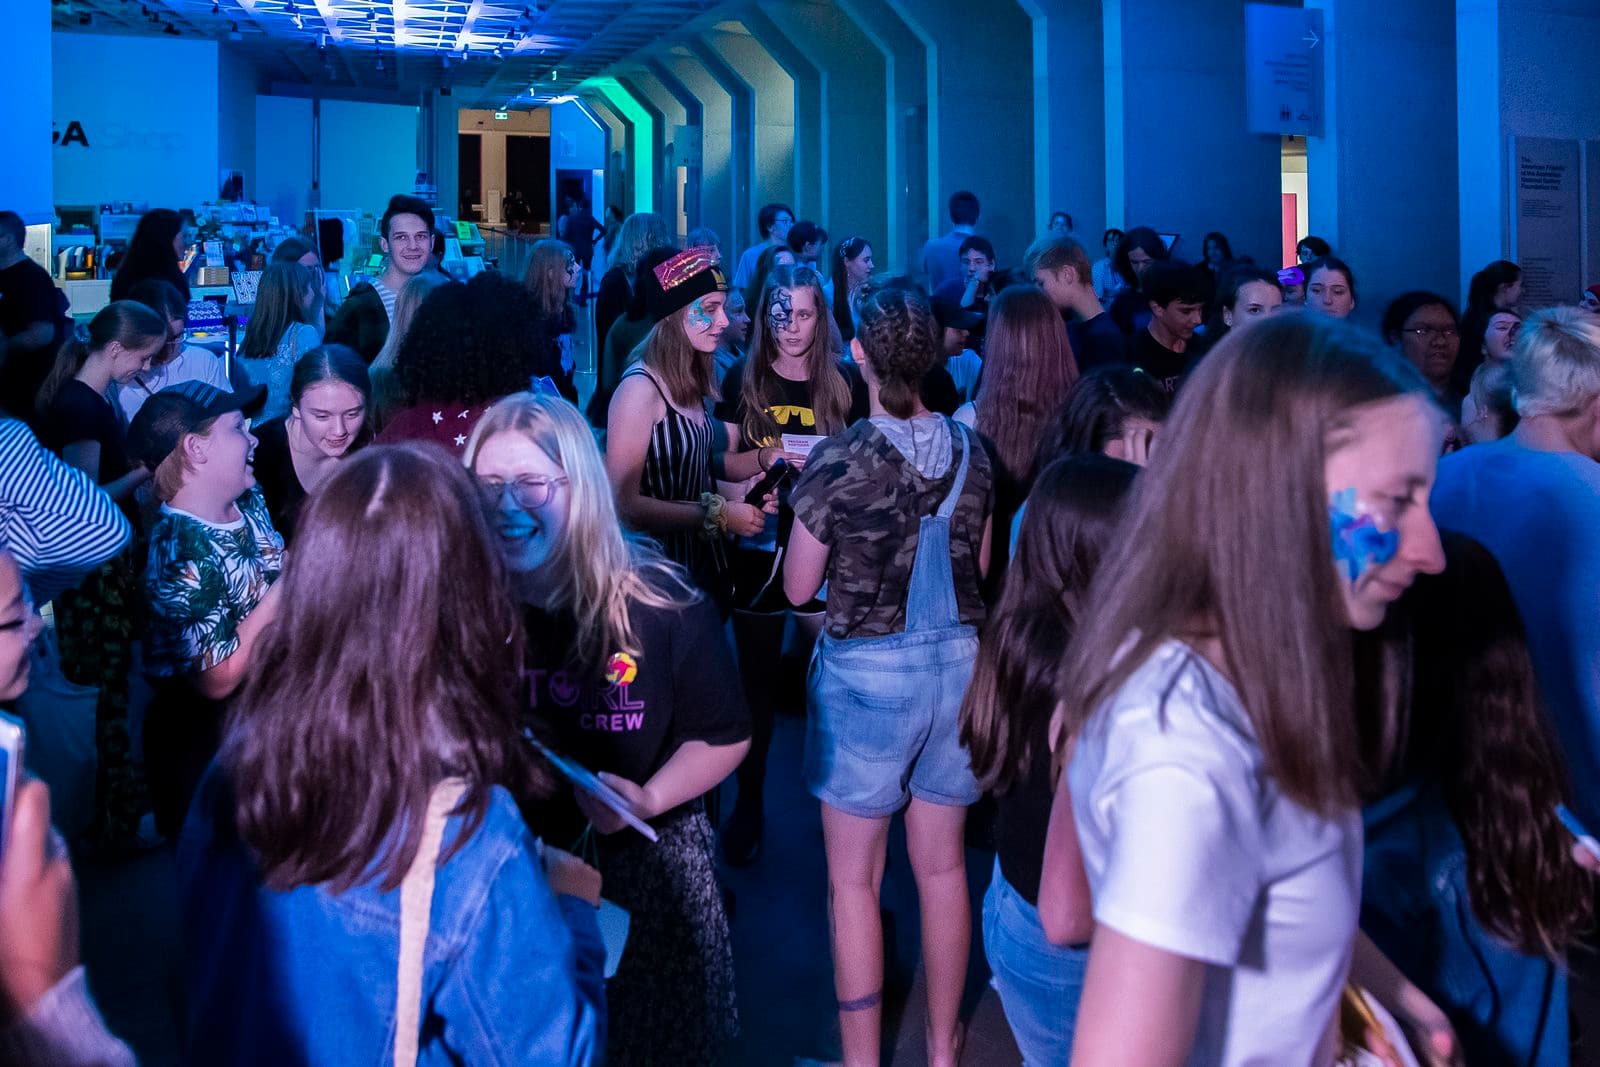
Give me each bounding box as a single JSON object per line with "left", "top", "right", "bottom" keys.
{"left": 649, "top": 245, "right": 726, "bottom": 321}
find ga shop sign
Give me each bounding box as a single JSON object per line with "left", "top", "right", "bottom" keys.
{"left": 52, "top": 121, "right": 185, "bottom": 152}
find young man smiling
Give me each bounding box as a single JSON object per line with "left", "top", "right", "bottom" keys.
{"left": 327, "top": 194, "right": 436, "bottom": 361}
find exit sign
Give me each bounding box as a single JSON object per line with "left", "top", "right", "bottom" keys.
{"left": 494, "top": 111, "right": 510, "bottom": 120}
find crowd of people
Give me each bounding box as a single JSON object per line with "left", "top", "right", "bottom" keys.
{"left": 0, "top": 183, "right": 1599, "bottom": 1067}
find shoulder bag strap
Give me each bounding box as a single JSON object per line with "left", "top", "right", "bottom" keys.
{"left": 393, "top": 777, "right": 468, "bottom": 1067}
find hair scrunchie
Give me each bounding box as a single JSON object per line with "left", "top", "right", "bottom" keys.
{"left": 73, "top": 322, "right": 90, "bottom": 344}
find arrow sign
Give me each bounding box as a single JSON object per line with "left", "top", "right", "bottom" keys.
{"left": 1245, "top": 4, "right": 1326, "bottom": 137}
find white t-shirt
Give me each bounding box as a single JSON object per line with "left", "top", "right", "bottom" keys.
{"left": 1069, "top": 639, "right": 1361, "bottom": 1067}
{"left": 115, "top": 345, "right": 232, "bottom": 425}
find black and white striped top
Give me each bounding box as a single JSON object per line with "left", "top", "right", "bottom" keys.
{"left": 623, "top": 368, "right": 725, "bottom": 587}
{"left": 0, "top": 418, "right": 131, "bottom": 605}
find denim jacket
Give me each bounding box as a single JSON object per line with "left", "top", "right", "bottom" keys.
{"left": 1362, "top": 781, "right": 1566, "bottom": 1067}
{"left": 177, "top": 772, "right": 606, "bottom": 1066}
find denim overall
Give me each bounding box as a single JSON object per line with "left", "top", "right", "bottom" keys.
{"left": 804, "top": 421, "right": 983, "bottom": 818}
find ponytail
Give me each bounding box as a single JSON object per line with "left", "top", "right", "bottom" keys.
{"left": 856, "top": 285, "right": 938, "bottom": 419}
{"left": 36, "top": 301, "right": 166, "bottom": 414}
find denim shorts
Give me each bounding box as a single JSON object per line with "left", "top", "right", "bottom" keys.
{"left": 982, "top": 859, "right": 1089, "bottom": 1066}
{"left": 803, "top": 626, "right": 981, "bottom": 817}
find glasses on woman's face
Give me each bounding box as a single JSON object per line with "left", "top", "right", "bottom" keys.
{"left": 477, "top": 475, "right": 568, "bottom": 511}
{"left": 1402, "top": 325, "right": 1459, "bottom": 342}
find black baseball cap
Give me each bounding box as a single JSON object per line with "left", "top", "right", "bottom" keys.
{"left": 930, "top": 294, "right": 983, "bottom": 333}
{"left": 127, "top": 380, "right": 265, "bottom": 469}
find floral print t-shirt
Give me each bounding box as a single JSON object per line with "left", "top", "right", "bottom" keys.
{"left": 145, "top": 488, "right": 284, "bottom": 678}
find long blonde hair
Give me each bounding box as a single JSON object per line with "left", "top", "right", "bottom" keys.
{"left": 465, "top": 392, "right": 694, "bottom": 669}
{"left": 612, "top": 212, "right": 673, "bottom": 282}
{"left": 371, "top": 272, "right": 448, "bottom": 424}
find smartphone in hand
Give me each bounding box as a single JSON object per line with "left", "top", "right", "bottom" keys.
{"left": 0, "top": 712, "right": 24, "bottom": 858}
{"left": 745, "top": 458, "right": 792, "bottom": 506}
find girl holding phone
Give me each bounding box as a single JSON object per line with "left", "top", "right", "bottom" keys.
{"left": 714, "top": 264, "right": 868, "bottom": 865}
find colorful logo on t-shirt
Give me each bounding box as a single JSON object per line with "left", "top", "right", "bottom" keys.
{"left": 605, "top": 651, "right": 638, "bottom": 686}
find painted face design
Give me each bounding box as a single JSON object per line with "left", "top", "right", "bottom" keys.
{"left": 767, "top": 287, "right": 794, "bottom": 333}
{"left": 1329, "top": 487, "right": 1400, "bottom": 584}
{"left": 687, "top": 297, "right": 716, "bottom": 331}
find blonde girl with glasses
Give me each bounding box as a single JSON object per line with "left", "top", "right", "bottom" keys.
{"left": 467, "top": 391, "right": 751, "bottom": 1066}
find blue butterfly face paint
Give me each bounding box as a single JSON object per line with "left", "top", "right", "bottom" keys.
{"left": 687, "top": 297, "right": 716, "bottom": 331}
{"left": 1329, "top": 487, "right": 1399, "bottom": 584}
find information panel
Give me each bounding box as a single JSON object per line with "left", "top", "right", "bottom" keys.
{"left": 1511, "top": 137, "right": 1583, "bottom": 309}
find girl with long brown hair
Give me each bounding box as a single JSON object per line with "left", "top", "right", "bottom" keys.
{"left": 523, "top": 238, "right": 582, "bottom": 402}
{"left": 713, "top": 263, "right": 868, "bottom": 865}
{"left": 1052, "top": 315, "right": 1448, "bottom": 1065}
{"left": 605, "top": 247, "right": 770, "bottom": 609}
{"left": 238, "top": 260, "right": 324, "bottom": 421}
{"left": 955, "top": 283, "right": 1078, "bottom": 591}
{"left": 959, "top": 454, "right": 1137, "bottom": 1064}
{"left": 176, "top": 444, "right": 605, "bottom": 1064}
{"left": 1360, "top": 533, "right": 1597, "bottom": 1064}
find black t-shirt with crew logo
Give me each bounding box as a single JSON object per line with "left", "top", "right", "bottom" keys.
{"left": 521, "top": 572, "right": 751, "bottom": 806}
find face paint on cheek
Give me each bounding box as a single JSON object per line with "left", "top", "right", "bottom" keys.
{"left": 687, "top": 297, "right": 716, "bottom": 332}
{"left": 1328, "top": 487, "right": 1400, "bottom": 584}
{"left": 767, "top": 288, "right": 794, "bottom": 332}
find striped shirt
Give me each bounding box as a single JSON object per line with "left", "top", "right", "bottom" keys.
{"left": 372, "top": 278, "right": 398, "bottom": 324}
{"left": 0, "top": 418, "right": 131, "bottom": 604}
{"left": 623, "top": 368, "right": 725, "bottom": 586}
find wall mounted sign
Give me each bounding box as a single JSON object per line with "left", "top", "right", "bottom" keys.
{"left": 1245, "top": 4, "right": 1325, "bottom": 137}
{"left": 1510, "top": 136, "right": 1584, "bottom": 307}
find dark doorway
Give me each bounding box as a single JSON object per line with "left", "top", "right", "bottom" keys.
{"left": 507, "top": 134, "right": 551, "bottom": 233}
{"left": 458, "top": 134, "right": 482, "bottom": 221}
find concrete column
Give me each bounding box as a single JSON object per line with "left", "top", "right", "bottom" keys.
{"left": 421, "top": 91, "right": 460, "bottom": 226}
{"left": 885, "top": 0, "right": 1036, "bottom": 269}
{"left": 758, "top": 0, "right": 890, "bottom": 264}
{"left": 1308, "top": 0, "right": 1458, "bottom": 323}
{"left": 1458, "top": 0, "right": 1600, "bottom": 299}
{"left": 642, "top": 60, "right": 705, "bottom": 238}
{"left": 834, "top": 0, "right": 930, "bottom": 275}
{"left": 1015, "top": 0, "right": 1106, "bottom": 247}
{"left": 0, "top": 1, "right": 51, "bottom": 223}
{"left": 583, "top": 94, "right": 627, "bottom": 218}
{"left": 705, "top": 23, "right": 803, "bottom": 224}
{"left": 589, "top": 78, "right": 657, "bottom": 215}
{"left": 686, "top": 40, "right": 756, "bottom": 256}
{"left": 1108, "top": 0, "right": 1281, "bottom": 273}
{"left": 659, "top": 51, "right": 739, "bottom": 256}
{"left": 619, "top": 67, "right": 689, "bottom": 233}
{"left": 739, "top": 8, "right": 825, "bottom": 220}
{"left": 613, "top": 76, "right": 669, "bottom": 216}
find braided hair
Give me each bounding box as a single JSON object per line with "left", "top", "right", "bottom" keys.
{"left": 855, "top": 286, "right": 938, "bottom": 418}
